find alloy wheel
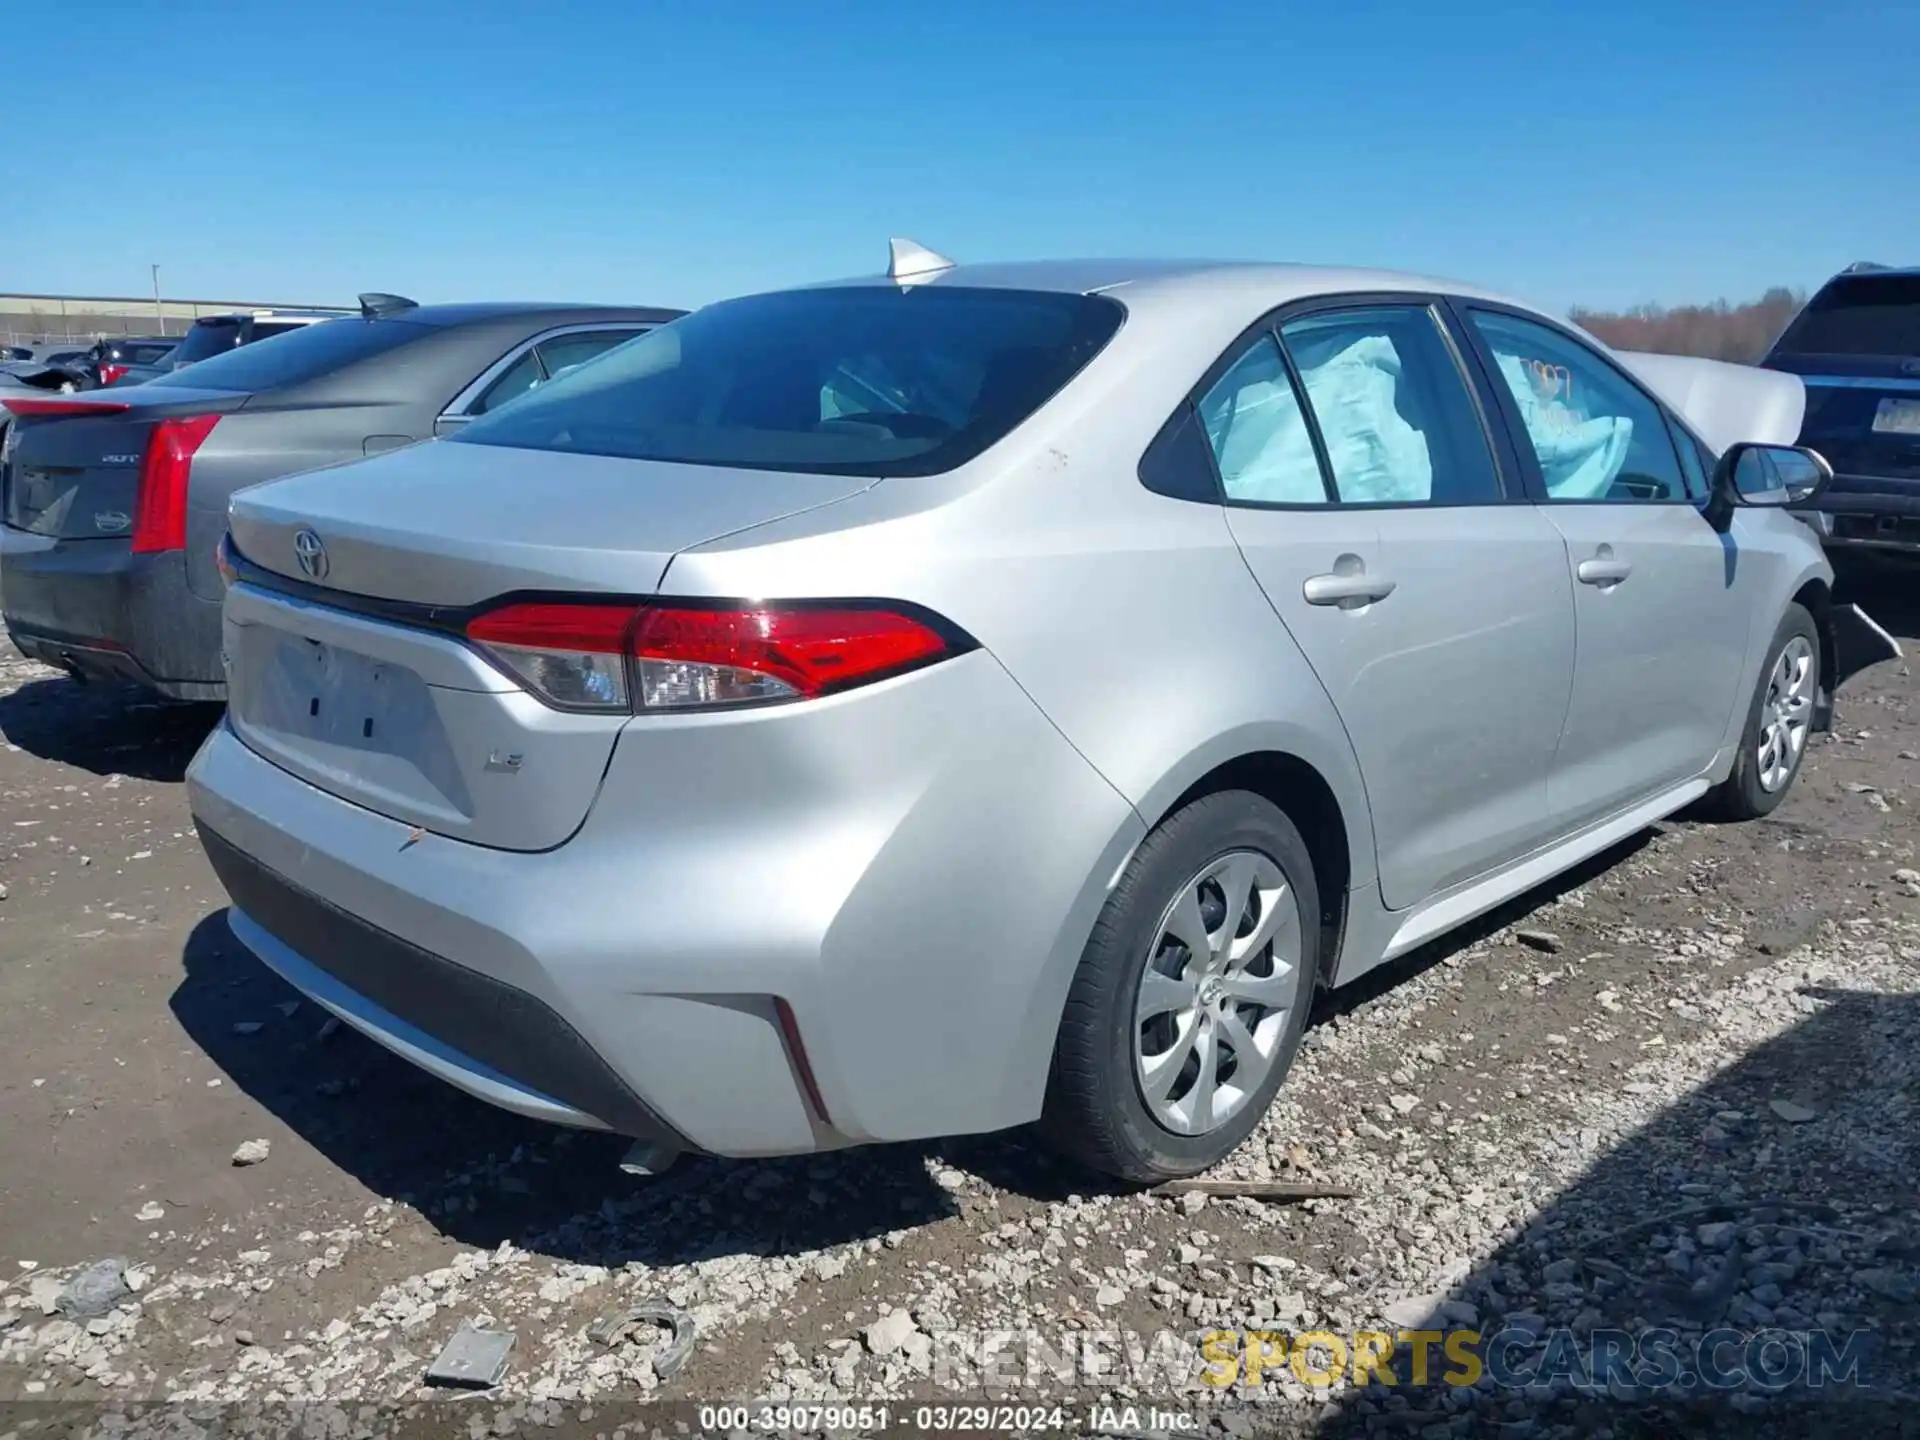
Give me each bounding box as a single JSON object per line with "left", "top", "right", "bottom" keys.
{"left": 1757, "top": 634, "right": 1815, "bottom": 793}
{"left": 1133, "top": 849, "right": 1301, "bottom": 1136}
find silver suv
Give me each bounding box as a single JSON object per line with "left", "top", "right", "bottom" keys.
{"left": 188, "top": 249, "right": 1835, "bottom": 1180}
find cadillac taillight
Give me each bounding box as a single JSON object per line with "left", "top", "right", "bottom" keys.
{"left": 130, "top": 415, "right": 221, "bottom": 554}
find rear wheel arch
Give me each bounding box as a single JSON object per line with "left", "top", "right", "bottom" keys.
{"left": 1150, "top": 750, "right": 1353, "bottom": 989}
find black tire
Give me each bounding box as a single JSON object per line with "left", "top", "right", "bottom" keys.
{"left": 1701, "top": 602, "right": 1821, "bottom": 821}
{"left": 1041, "top": 790, "right": 1319, "bottom": 1182}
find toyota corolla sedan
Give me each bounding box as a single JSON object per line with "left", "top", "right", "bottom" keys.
{"left": 187, "top": 245, "right": 1836, "bottom": 1181}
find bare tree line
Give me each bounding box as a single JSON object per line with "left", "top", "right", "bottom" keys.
{"left": 1571, "top": 287, "right": 1807, "bottom": 365}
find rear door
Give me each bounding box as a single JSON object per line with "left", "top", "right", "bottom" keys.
{"left": 1765, "top": 271, "right": 1920, "bottom": 540}
{"left": 1458, "top": 305, "right": 1752, "bottom": 831}
{"left": 1219, "top": 298, "right": 1576, "bottom": 911}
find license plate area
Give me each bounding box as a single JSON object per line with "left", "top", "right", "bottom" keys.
{"left": 1871, "top": 397, "right": 1920, "bottom": 435}
{"left": 239, "top": 627, "right": 428, "bottom": 753}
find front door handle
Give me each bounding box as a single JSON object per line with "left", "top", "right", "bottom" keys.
{"left": 1303, "top": 572, "right": 1397, "bottom": 607}
{"left": 1576, "top": 557, "right": 1633, "bottom": 586}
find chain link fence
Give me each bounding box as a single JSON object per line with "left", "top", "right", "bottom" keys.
{"left": 1, "top": 293, "right": 341, "bottom": 351}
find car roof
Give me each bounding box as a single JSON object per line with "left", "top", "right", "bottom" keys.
{"left": 392, "top": 301, "right": 686, "bottom": 329}
{"left": 797, "top": 256, "right": 1543, "bottom": 323}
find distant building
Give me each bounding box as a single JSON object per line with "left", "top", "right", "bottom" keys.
{"left": 0, "top": 291, "right": 343, "bottom": 344}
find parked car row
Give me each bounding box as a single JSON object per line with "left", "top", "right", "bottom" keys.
{"left": 0, "top": 293, "right": 678, "bottom": 696}
{"left": 0, "top": 244, "right": 1849, "bottom": 1180}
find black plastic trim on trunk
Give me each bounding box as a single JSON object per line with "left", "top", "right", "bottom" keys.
{"left": 197, "top": 823, "right": 690, "bottom": 1147}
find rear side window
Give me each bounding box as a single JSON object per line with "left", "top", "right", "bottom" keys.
{"left": 1195, "top": 305, "right": 1502, "bottom": 505}
{"left": 149, "top": 317, "right": 427, "bottom": 392}
{"left": 168, "top": 318, "right": 244, "bottom": 367}
{"left": 1771, "top": 274, "right": 1920, "bottom": 358}
{"left": 536, "top": 328, "right": 643, "bottom": 378}
{"left": 1280, "top": 306, "right": 1501, "bottom": 504}
{"left": 451, "top": 287, "right": 1124, "bottom": 477}
{"left": 1197, "top": 336, "right": 1326, "bottom": 503}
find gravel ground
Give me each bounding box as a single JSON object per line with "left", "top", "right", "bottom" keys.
{"left": 1, "top": 574, "right": 1917, "bottom": 1439}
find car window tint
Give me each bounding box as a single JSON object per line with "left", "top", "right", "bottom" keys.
{"left": 1469, "top": 311, "right": 1688, "bottom": 502}
{"left": 1280, "top": 306, "right": 1501, "bottom": 504}
{"left": 536, "top": 329, "right": 643, "bottom": 380}
{"left": 1196, "top": 335, "right": 1326, "bottom": 503}
{"left": 249, "top": 322, "right": 304, "bottom": 341}
{"left": 1672, "top": 419, "right": 1711, "bottom": 499}
{"left": 471, "top": 349, "right": 545, "bottom": 415}
{"left": 451, "top": 286, "right": 1123, "bottom": 478}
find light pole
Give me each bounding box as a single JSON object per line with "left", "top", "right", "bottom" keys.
{"left": 151, "top": 264, "right": 164, "bottom": 334}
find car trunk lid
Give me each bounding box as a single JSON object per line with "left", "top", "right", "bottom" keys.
{"left": 222, "top": 440, "right": 877, "bottom": 849}
{"left": 226, "top": 438, "right": 876, "bottom": 604}
{"left": 1, "top": 387, "right": 249, "bottom": 540}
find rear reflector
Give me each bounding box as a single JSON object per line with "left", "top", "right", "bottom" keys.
{"left": 131, "top": 414, "right": 222, "bottom": 555}
{"left": 98, "top": 363, "right": 129, "bottom": 385}
{"left": 462, "top": 600, "right": 964, "bottom": 713}
{"left": 1, "top": 398, "right": 132, "bottom": 417}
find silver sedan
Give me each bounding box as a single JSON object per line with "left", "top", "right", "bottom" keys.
{"left": 186, "top": 245, "right": 1836, "bottom": 1180}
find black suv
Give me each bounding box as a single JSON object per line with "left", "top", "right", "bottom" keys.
{"left": 1763, "top": 263, "right": 1920, "bottom": 558}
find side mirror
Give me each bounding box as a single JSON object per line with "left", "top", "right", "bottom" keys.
{"left": 1705, "top": 442, "right": 1833, "bottom": 532}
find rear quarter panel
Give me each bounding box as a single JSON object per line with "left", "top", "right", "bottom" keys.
{"left": 184, "top": 402, "right": 433, "bottom": 600}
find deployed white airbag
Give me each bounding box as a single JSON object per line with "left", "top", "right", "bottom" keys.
{"left": 1494, "top": 354, "right": 1634, "bottom": 498}
{"left": 1208, "top": 334, "right": 1433, "bottom": 503}
{"left": 1296, "top": 335, "right": 1432, "bottom": 502}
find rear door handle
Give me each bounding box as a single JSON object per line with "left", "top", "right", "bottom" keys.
{"left": 1303, "top": 572, "right": 1397, "bottom": 607}
{"left": 1576, "top": 558, "right": 1633, "bottom": 586}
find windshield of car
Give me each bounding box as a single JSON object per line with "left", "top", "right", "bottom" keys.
{"left": 1771, "top": 273, "right": 1920, "bottom": 358}
{"left": 450, "top": 286, "right": 1125, "bottom": 476}
{"left": 154, "top": 316, "right": 427, "bottom": 392}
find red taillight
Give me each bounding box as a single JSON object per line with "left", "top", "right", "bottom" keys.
{"left": 130, "top": 414, "right": 221, "bottom": 555}
{"left": 629, "top": 604, "right": 951, "bottom": 706}
{"left": 462, "top": 600, "right": 962, "bottom": 713}
{"left": 99, "top": 363, "right": 128, "bottom": 385}
{"left": 1, "top": 398, "right": 131, "bottom": 417}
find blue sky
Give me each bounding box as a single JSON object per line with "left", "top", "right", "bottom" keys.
{"left": 3, "top": 0, "right": 1913, "bottom": 315}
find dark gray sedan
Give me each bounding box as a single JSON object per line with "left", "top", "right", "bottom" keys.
{"left": 0, "top": 297, "right": 681, "bottom": 699}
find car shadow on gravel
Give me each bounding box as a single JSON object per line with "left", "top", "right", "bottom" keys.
{"left": 0, "top": 675, "right": 220, "bottom": 782}
{"left": 170, "top": 910, "right": 960, "bottom": 1266}
{"left": 1314, "top": 986, "right": 1919, "bottom": 1439}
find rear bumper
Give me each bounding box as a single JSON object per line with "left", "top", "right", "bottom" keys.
{"left": 1815, "top": 474, "right": 1920, "bottom": 554}
{"left": 185, "top": 651, "right": 1143, "bottom": 1156}
{"left": 200, "top": 825, "right": 686, "bottom": 1142}
{"left": 0, "top": 526, "right": 224, "bottom": 698}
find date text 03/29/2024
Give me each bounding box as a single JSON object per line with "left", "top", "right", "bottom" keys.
{"left": 694, "top": 1403, "right": 1194, "bottom": 1432}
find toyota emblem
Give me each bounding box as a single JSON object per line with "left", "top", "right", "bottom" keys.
{"left": 293, "top": 528, "right": 330, "bottom": 581}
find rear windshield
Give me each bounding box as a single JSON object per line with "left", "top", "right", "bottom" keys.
{"left": 449, "top": 286, "right": 1125, "bottom": 476}
{"left": 162, "top": 316, "right": 426, "bottom": 392}
{"left": 1771, "top": 274, "right": 1920, "bottom": 358}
